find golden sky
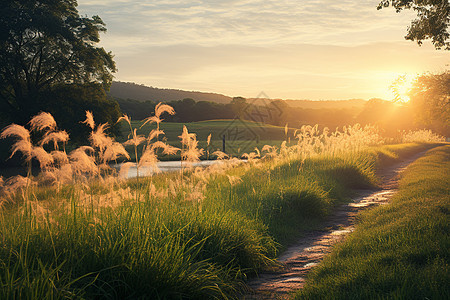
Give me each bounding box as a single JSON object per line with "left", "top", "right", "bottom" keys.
{"left": 78, "top": 0, "right": 449, "bottom": 100}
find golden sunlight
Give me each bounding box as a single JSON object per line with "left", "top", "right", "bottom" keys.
{"left": 390, "top": 74, "right": 417, "bottom": 103}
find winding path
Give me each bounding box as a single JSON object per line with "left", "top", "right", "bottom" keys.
{"left": 243, "top": 150, "right": 429, "bottom": 299}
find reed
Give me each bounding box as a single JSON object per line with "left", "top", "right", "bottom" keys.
{"left": 0, "top": 108, "right": 443, "bottom": 299}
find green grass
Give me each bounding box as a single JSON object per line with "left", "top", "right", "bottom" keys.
{"left": 117, "top": 119, "right": 293, "bottom": 160}
{"left": 295, "top": 145, "right": 450, "bottom": 300}
{"left": 0, "top": 143, "right": 440, "bottom": 299}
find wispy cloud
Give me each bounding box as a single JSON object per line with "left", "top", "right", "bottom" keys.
{"left": 79, "top": 0, "right": 417, "bottom": 48}
{"left": 77, "top": 0, "right": 448, "bottom": 99}
{"left": 113, "top": 41, "right": 446, "bottom": 99}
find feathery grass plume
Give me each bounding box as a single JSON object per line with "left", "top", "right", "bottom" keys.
{"left": 1, "top": 124, "right": 33, "bottom": 161}
{"left": 139, "top": 147, "right": 160, "bottom": 173}
{"left": 82, "top": 111, "right": 95, "bottom": 130}
{"left": 90, "top": 123, "right": 113, "bottom": 152}
{"left": 119, "top": 162, "right": 135, "bottom": 178}
{"left": 123, "top": 129, "right": 146, "bottom": 147}
{"left": 39, "top": 170, "right": 58, "bottom": 185}
{"left": 163, "top": 144, "right": 181, "bottom": 156}
{"left": 53, "top": 164, "right": 73, "bottom": 184}
{"left": 146, "top": 129, "right": 165, "bottom": 143}
{"left": 254, "top": 147, "right": 261, "bottom": 158}
{"left": 402, "top": 129, "right": 445, "bottom": 143}
{"left": 118, "top": 115, "right": 144, "bottom": 179}
{"left": 181, "top": 139, "right": 204, "bottom": 163}
{"left": 280, "top": 141, "right": 289, "bottom": 156}
{"left": 4, "top": 175, "right": 32, "bottom": 195}
{"left": 69, "top": 146, "right": 97, "bottom": 176}
{"left": 151, "top": 141, "right": 180, "bottom": 155}
{"left": 9, "top": 139, "right": 33, "bottom": 162}
{"left": 2, "top": 126, "right": 34, "bottom": 183}
{"left": 179, "top": 125, "right": 196, "bottom": 144}
{"left": 284, "top": 123, "right": 288, "bottom": 137}
{"left": 155, "top": 102, "right": 175, "bottom": 118}
{"left": 40, "top": 130, "right": 69, "bottom": 149}
{"left": 51, "top": 150, "right": 69, "bottom": 166}
{"left": 1, "top": 124, "right": 30, "bottom": 141}
{"left": 102, "top": 142, "right": 130, "bottom": 163}
{"left": 261, "top": 145, "right": 278, "bottom": 159}
{"left": 29, "top": 112, "right": 56, "bottom": 132}
{"left": 179, "top": 125, "right": 204, "bottom": 163}
{"left": 212, "top": 150, "right": 228, "bottom": 160}
{"left": 117, "top": 114, "right": 131, "bottom": 126}
{"left": 241, "top": 151, "right": 259, "bottom": 162}
{"left": 141, "top": 102, "right": 176, "bottom": 130}
{"left": 206, "top": 133, "right": 212, "bottom": 159}
{"left": 31, "top": 146, "right": 54, "bottom": 169}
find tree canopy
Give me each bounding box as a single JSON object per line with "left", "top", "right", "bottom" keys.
{"left": 409, "top": 71, "right": 450, "bottom": 135}
{"left": 0, "top": 0, "right": 116, "bottom": 122}
{"left": 378, "top": 0, "right": 449, "bottom": 50}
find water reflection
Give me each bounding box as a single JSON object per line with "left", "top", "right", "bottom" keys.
{"left": 115, "top": 160, "right": 223, "bottom": 179}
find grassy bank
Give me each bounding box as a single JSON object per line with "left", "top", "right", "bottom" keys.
{"left": 295, "top": 145, "right": 450, "bottom": 299}
{"left": 1, "top": 111, "right": 443, "bottom": 298}
{"left": 0, "top": 142, "right": 437, "bottom": 299}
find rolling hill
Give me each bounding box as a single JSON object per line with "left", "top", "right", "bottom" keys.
{"left": 109, "top": 81, "right": 232, "bottom": 104}
{"left": 109, "top": 81, "right": 367, "bottom": 110}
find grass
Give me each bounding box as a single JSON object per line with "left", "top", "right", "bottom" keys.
{"left": 0, "top": 110, "right": 444, "bottom": 298}
{"left": 117, "top": 119, "right": 293, "bottom": 160}
{"left": 295, "top": 145, "right": 450, "bottom": 300}
{"left": 0, "top": 143, "right": 438, "bottom": 299}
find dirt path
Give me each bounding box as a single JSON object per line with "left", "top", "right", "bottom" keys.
{"left": 242, "top": 150, "right": 428, "bottom": 299}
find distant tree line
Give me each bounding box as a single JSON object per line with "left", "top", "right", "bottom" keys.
{"left": 116, "top": 96, "right": 363, "bottom": 129}
{"left": 117, "top": 70, "right": 449, "bottom": 138}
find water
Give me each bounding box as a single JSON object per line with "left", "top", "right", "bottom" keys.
{"left": 115, "top": 160, "right": 223, "bottom": 179}
{"left": 0, "top": 160, "right": 224, "bottom": 180}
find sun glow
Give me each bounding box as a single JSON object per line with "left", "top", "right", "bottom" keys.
{"left": 390, "top": 74, "right": 416, "bottom": 103}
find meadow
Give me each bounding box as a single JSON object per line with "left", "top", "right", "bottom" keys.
{"left": 295, "top": 145, "right": 450, "bottom": 299}
{"left": 0, "top": 107, "right": 445, "bottom": 299}
{"left": 117, "top": 119, "right": 294, "bottom": 160}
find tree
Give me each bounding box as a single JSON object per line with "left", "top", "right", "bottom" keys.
{"left": 0, "top": 0, "right": 116, "bottom": 123}
{"left": 230, "top": 97, "right": 247, "bottom": 119}
{"left": 39, "top": 83, "right": 122, "bottom": 142}
{"left": 378, "top": 0, "right": 449, "bottom": 50}
{"left": 408, "top": 71, "right": 449, "bottom": 135}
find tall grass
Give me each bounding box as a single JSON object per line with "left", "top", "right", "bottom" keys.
{"left": 295, "top": 145, "right": 450, "bottom": 299}
{"left": 0, "top": 108, "right": 443, "bottom": 298}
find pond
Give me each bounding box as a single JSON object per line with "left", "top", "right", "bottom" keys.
{"left": 114, "top": 160, "right": 224, "bottom": 179}
{"left": 0, "top": 160, "right": 224, "bottom": 180}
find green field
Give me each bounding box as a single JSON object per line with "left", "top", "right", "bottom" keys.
{"left": 295, "top": 145, "right": 450, "bottom": 299}
{"left": 117, "top": 119, "right": 294, "bottom": 159}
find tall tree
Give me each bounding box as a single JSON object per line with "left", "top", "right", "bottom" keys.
{"left": 0, "top": 0, "right": 116, "bottom": 122}
{"left": 378, "top": 0, "right": 449, "bottom": 50}
{"left": 409, "top": 71, "right": 450, "bottom": 135}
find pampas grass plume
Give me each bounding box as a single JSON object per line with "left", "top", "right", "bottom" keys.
{"left": 29, "top": 112, "right": 56, "bottom": 132}
{"left": 82, "top": 111, "right": 95, "bottom": 130}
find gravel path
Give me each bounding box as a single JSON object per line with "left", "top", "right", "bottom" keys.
{"left": 243, "top": 150, "right": 429, "bottom": 299}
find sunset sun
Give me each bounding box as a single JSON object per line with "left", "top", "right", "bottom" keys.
{"left": 390, "top": 74, "right": 416, "bottom": 103}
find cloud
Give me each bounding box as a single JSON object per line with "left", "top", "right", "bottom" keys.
{"left": 79, "top": 0, "right": 418, "bottom": 48}
{"left": 76, "top": 1, "right": 448, "bottom": 99}
{"left": 113, "top": 41, "right": 446, "bottom": 99}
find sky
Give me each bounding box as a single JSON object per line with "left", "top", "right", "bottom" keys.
{"left": 77, "top": 0, "right": 449, "bottom": 100}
